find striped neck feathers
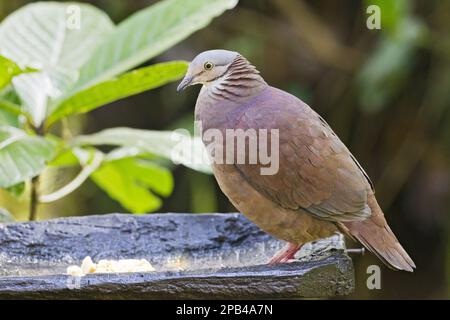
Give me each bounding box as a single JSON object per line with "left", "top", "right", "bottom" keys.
{"left": 203, "top": 55, "right": 267, "bottom": 101}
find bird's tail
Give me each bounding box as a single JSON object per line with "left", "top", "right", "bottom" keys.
{"left": 339, "top": 194, "right": 416, "bottom": 272}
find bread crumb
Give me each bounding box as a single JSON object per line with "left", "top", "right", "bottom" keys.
{"left": 67, "top": 257, "right": 155, "bottom": 276}
{"left": 66, "top": 265, "right": 84, "bottom": 277}
{"left": 81, "top": 256, "right": 96, "bottom": 274}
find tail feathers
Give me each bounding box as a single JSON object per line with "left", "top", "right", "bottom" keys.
{"left": 340, "top": 194, "right": 416, "bottom": 272}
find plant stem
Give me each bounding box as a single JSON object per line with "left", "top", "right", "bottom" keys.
{"left": 29, "top": 175, "right": 40, "bottom": 221}
{"left": 28, "top": 124, "right": 46, "bottom": 221}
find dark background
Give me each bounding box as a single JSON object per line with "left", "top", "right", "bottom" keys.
{"left": 0, "top": 0, "right": 449, "bottom": 299}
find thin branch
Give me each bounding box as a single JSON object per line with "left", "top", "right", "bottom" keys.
{"left": 29, "top": 175, "right": 39, "bottom": 221}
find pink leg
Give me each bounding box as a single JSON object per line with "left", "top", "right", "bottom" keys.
{"left": 268, "top": 243, "right": 303, "bottom": 265}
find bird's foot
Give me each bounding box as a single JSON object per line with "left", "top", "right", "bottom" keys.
{"left": 268, "top": 243, "right": 303, "bottom": 265}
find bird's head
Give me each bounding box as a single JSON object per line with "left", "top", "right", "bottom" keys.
{"left": 177, "top": 49, "right": 239, "bottom": 92}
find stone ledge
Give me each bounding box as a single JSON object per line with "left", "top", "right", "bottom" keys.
{"left": 0, "top": 213, "right": 354, "bottom": 299}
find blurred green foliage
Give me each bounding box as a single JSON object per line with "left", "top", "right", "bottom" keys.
{"left": 0, "top": 0, "right": 235, "bottom": 218}
{"left": 359, "top": 0, "right": 427, "bottom": 112}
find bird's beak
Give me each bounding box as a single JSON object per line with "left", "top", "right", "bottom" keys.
{"left": 177, "top": 75, "right": 194, "bottom": 92}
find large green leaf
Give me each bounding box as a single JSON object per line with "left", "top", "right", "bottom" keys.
{"left": 48, "top": 61, "right": 188, "bottom": 124}
{"left": 0, "top": 2, "right": 115, "bottom": 126}
{"left": 91, "top": 158, "right": 173, "bottom": 213}
{"left": 70, "top": 0, "right": 238, "bottom": 94}
{"left": 74, "top": 127, "right": 212, "bottom": 174}
{"left": 0, "top": 126, "right": 56, "bottom": 188}
{"left": 0, "top": 3, "right": 114, "bottom": 71}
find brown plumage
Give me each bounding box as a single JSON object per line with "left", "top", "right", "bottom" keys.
{"left": 178, "top": 50, "right": 415, "bottom": 272}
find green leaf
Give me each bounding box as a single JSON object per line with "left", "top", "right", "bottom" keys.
{"left": 91, "top": 158, "right": 173, "bottom": 213}
{"left": 0, "top": 2, "right": 115, "bottom": 126}
{"left": 0, "top": 3, "right": 114, "bottom": 72}
{"left": 115, "top": 159, "right": 173, "bottom": 197}
{"left": 48, "top": 148, "right": 80, "bottom": 167}
{"left": 70, "top": 0, "right": 238, "bottom": 94}
{"left": 0, "top": 55, "right": 36, "bottom": 89}
{"left": 0, "top": 1, "right": 237, "bottom": 127}
{"left": 0, "top": 126, "right": 56, "bottom": 188}
{"left": 74, "top": 127, "right": 212, "bottom": 174}
{"left": 0, "top": 208, "right": 14, "bottom": 223}
{"left": 48, "top": 61, "right": 188, "bottom": 123}
{"left": 104, "top": 146, "right": 150, "bottom": 162}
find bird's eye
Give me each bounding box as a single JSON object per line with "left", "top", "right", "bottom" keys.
{"left": 204, "top": 62, "right": 214, "bottom": 70}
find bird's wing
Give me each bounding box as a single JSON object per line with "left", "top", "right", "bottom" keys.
{"left": 233, "top": 88, "right": 373, "bottom": 222}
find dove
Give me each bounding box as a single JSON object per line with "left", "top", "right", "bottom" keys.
{"left": 177, "top": 49, "right": 415, "bottom": 271}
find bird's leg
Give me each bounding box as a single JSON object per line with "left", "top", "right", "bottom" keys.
{"left": 268, "top": 242, "right": 303, "bottom": 265}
